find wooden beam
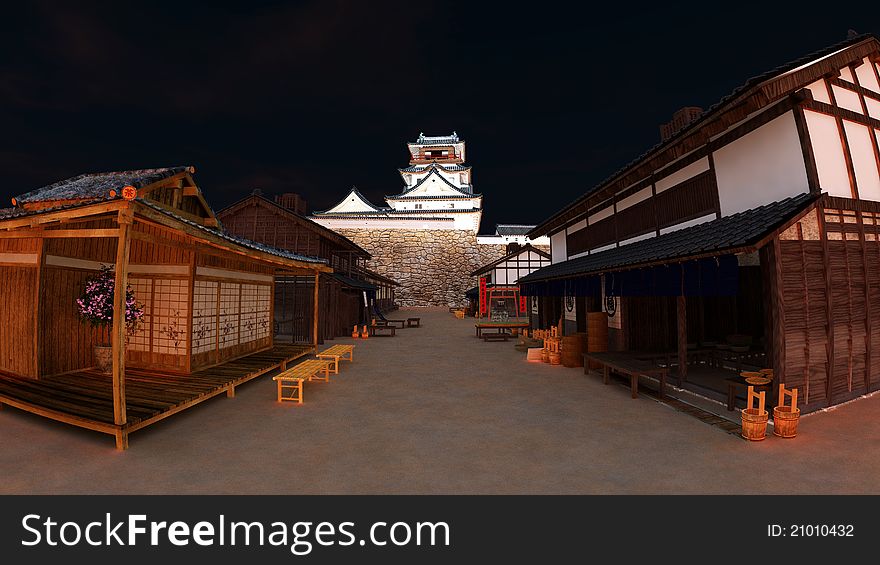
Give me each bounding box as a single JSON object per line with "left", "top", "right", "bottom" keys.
{"left": 677, "top": 294, "right": 687, "bottom": 386}
{"left": 792, "top": 105, "right": 821, "bottom": 193}
{"left": 0, "top": 228, "right": 119, "bottom": 239}
{"left": 0, "top": 201, "right": 126, "bottom": 231}
{"left": 112, "top": 208, "right": 133, "bottom": 437}
{"left": 33, "top": 238, "right": 45, "bottom": 378}
{"left": 817, "top": 203, "right": 835, "bottom": 407}
{"left": 313, "top": 273, "right": 320, "bottom": 353}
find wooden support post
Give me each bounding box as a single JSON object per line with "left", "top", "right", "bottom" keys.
{"left": 112, "top": 209, "right": 133, "bottom": 436}
{"left": 677, "top": 295, "right": 687, "bottom": 385}
{"left": 115, "top": 429, "right": 129, "bottom": 451}
{"left": 313, "top": 272, "right": 320, "bottom": 353}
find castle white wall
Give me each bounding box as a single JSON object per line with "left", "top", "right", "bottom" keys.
{"left": 616, "top": 186, "right": 652, "bottom": 212}
{"left": 844, "top": 120, "right": 880, "bottom": 201}
{"left": 713, "top": 111, "right": 809, "bottom": 216}
{"left": 804, "top": 110, "right": 851, "bottom": 197}
{"left": 323, "top": 191, "right": 380, "bottom": 214}
{"left": 865, "top": 97, "right": 880, "bottom": 120}
{"left": 658, "top": 213, "right": 716, "bottom": 235}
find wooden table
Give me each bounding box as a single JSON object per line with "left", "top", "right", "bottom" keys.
{"left": 474, "top": 322, "right": 528, "bottom": 338}
{"left": 369, "top": 325, "right": 396, "bottom": 337}
{"left": 583, "top": 352, "right": 668, "bottom": 399}
{"left": 316, "top": 344, "right": 354, "bottom": 374}
{"left": 724, "top": 376, "right": 774, "bottom": 411}
{"left": 406, "top": 317, "right": 421, "bottom": 327}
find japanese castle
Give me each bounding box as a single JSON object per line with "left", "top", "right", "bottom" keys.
{"left": 311, "top": 132, "right": 484, "bottom": 232}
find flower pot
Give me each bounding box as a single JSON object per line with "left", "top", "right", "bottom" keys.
{"left": 94, "top": 345, "right": 112, "bottom": 374}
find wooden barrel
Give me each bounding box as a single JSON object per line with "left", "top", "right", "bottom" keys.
{"left": 541, "top": 349, "right": 550, "bottom": 363}
{"left": 548, "top": 351, "right": 561, "bottom": 365}
{"left": 561, "top": 335, "right": 584, "bottom": 368}
{"left": 586, "top": 312, "right": 608, "bottom": 369}
{"left": 773, "top": 406, "right": 800, "bottom": 438}
{"left": 741, "top": 408, "right": 769, "bottom": 441}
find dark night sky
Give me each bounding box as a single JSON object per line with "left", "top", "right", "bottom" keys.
{"left": 2, "top": 3, "right": 879, "bottom": 232}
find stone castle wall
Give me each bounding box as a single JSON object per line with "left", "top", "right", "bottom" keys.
{"left": 336, "top": 229, "right": 547, "bottom": 308}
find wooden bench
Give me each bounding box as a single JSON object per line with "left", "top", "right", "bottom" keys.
{"left": 406, "top": 317, "right": 421, "bottom": 327}
{"left": 369, "top": 325, "right": 396, "bottom": 337}
{"left": 273, "top": 358, "right": 334, "bottom": 403}
{"left": 583, "top": 352, "right": 668, "bottom": 399}
{"left": 317, "top": 344, "right": 355, "bottom": 374}
{"left": 474, "top": 323, "right": 528, "bottom": 338}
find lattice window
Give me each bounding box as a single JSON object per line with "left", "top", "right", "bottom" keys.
{"left": 256, "top": 284, "right": 271, "bottom": 340}
{"left": 192, "top": 280, "right": 218, "bottom": 354}
{"left": 219, "top": 282, "right": 240, "bottom": 349}
{"left": 126, "top": 277, "right": 152, "bottom": 352}
{"left": 153, "top": 278, "right": 189, "bottom": 355}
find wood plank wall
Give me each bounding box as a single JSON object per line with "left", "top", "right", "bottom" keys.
{"left": 775, "top": 198, "right": 880, "bottom": 410}
{"left": 274, "top": 276, "right": 361, "bottom": 343}
{"left": 0, "top": 267, "right": 38, "bottom": 377}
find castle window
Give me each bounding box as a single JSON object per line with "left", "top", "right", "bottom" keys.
{"left": 415, "top": 203, "right": 422, "bottom": 209}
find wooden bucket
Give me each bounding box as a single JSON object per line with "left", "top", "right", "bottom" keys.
{"left": 352, "top": 325, "right": 359, "bottom": 339}
{"left": 561, "top": 335, "right": 584, "bottom": 368}
{"left": 541, "top": 349, "right": 550, "bottom": 363}
{"left": 773, "top": 406, "right": 800, "bottom": 438}
{"left": 527, "top": 347, "right": 543, "bottom": 362}
{"left": 773, "top": 384, "right": 799, "bottom": 438}
{"left": 741, "top": 386, "right": 768, "bottom": 441}
{"left": 741, "top": 408, "right": 769, "bottom": 441}
{"left": 548, "top": 351, "right": 561, "bottom": 365}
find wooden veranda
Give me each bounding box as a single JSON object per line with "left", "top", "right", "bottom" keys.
{"left": 0, "top": 345, "right": 311, "bottom": 449}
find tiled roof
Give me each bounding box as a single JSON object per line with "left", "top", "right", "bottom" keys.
{"left": 330, "top": 273, "right": 376, "bottom": 291}
{"left": 313, "top": 186, "right": 383, "bottom": 215}
{"left": 411, "top": 132, "right": 460, "bottom": 145}
{"left": 385, "top": 194, "right": 481, "bottom": 201}
{"left": 471, "top": 244, "right": 550, "bottom": 276}
{"left": 12, "top": 166, "right": 192, "bottom": 205}
{"left": 398, "top": 163, "right": 470, "bottom": 173}
{"left": 520, "top": 193, "right": 816, "bottom": 283}
{"left": 138, "top": 200, "right": 328, "bottom": 265}
{"left": 495, "top": 224, "right": 535, "bottom": 236}
{"left": 529, "top": 33, "right": 878, "bottom": 238}
{"left": 388, "top": 166, "right": 473, "bottom": 198}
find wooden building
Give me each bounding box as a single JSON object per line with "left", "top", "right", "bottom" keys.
{"left": 470, "top": 243, "right": 550, "bottom": 318}
{"left": 217, "top": 192, "right": 398, "bottom": 342}
{"left": 521, "top": 34, "right": 880, "bottom": 412}
{"left": 0, "top": 167, "right": 330, "bottom": 448}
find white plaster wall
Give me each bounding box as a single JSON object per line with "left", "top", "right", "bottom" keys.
{"left": 568, "top": 219, "right": 587, "bottom": 232}
{"left": 866, "top": 97, "right": 880, "bottom": 120}
{"left": 844, "top": 120, "right": 880, "bottom": 202}
{"left": 588, "top": 205, "right": 613, "bottom": 224}
{"left": 655, "top": 157, "right": 709, "bottom": 193}
{"left": 805, "top": 80, "right": 832, "bottom": 104}
{"left": 856, "top": 58, "right": 880, "bottom": 93}
{"left": 658, "top": 213, "right": 716, "bottom": 235}
{"left": 551, "top": 230, "right": 567, "bottom": 263}
{"left": 324, "top": 191, "right": 380, "bottom": 213}
{"left": 616, "top": 186, "right": 652, "bottom": 212}
{"left": 832, "top": 85, "right": 863, "bottom": 114}
{"left": 714, "top": 111, "right": 809, "bottom": 215}
{"left": 839, "top": 66, "right": 855, "bottom": 83}
{"left": 804, "top": 110, "right": 851, "bottom": 197}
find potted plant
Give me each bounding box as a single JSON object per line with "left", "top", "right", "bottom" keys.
{"left": 76, "top": 265, "right": 144, "bottom": 374}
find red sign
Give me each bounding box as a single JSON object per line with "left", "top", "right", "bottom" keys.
{"left": 519, "top": 295, "right": 527, "bottom": 314}
{"left": 479, "top": 277, "right": 487, "bottom": 314}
